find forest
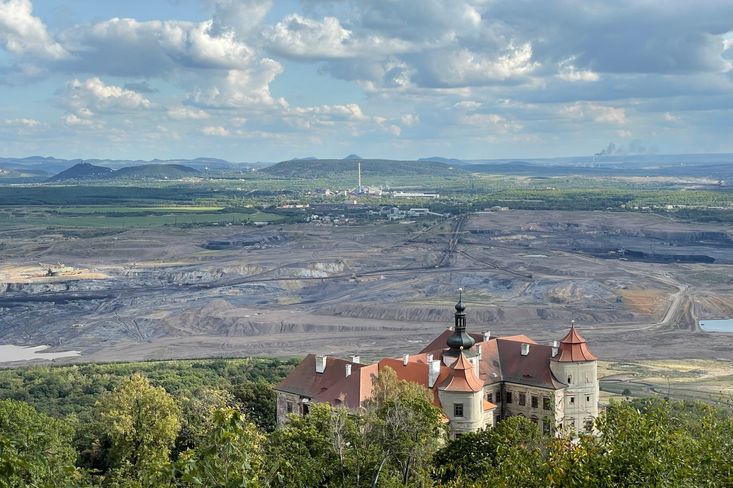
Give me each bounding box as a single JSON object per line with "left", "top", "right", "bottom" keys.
{"left": 1, "top": 359, "right": 733, "bottom": 487}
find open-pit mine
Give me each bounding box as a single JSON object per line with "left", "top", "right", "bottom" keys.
{"left": 1, "top": 210, "right": 732, "bottom": 365}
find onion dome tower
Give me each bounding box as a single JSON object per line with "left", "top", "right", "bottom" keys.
{"left": 447, "top": 289, "right": 476, "bottom": 351}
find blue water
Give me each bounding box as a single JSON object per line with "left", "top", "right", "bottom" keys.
{"left": 699, "top": 319, "right": 733, "bottom": 333}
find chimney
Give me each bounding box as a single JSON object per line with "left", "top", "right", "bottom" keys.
{"left": 551, "top": 340, "right": 559, "bottom": 358}
{"left": 345, "top": 364, "right": 352, "bottom": 377}
{"left": 402, "top": 354, "right": 410, "bottom": 366}
{"left": 521, "top": 343, "right": 530, "bottom": 356}
{"left": 426, "top": 353, "right": 433, "bottom": 362}
{"left": 470, "top": 356, "right": 480, "bottom": 378}
{"left": 351, "top": 355, "right": 361, "bottom": 364}
{"left": 483, "top": 331, "right": 491, "bottom": 341}
{"left": 315, "top": 355, "right": 327, "bottom": 373}
{"left": 429, "top": 360, "right": 441, "bottom": 388}
{"left": 477, "top": 344, "right": 483, "bottom": 359}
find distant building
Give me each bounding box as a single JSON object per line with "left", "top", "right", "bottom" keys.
{"left": 392, "top": 191, "right": 440, "bottom": 199}
{"left": 275, "top": 295, "right": 599, "bottom": 438}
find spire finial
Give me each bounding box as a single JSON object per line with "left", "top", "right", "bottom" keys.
{"left": 455, "top": 288, "right": 466, "bottom": 313}
{"left": 571, "top": 319, "right": 576, "bottom": 328}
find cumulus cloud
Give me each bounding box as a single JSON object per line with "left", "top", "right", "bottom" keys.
{"left": 62, "top": 77, "right": 153, "bottom": 114}
{"left": 186, "top": 60, "right": 284, "bottom": 109}
{"left": 167, "top": 106, "right": 209, "bottom": 120}
{"left": 201, "top": 125, "right": 230, "bottom": 137}
{"left": 0, "top": 0, "right": 67, "bottom": 60}
{"left": 561, "top": 102, "right": 626, "bottom": 125}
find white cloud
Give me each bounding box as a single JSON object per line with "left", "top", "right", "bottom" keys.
{"left": 186, "top": 60, "right": 284, "bottom": 109}
{"left": 62, "top": 113, "right": 104, "bottom": 129}
{"left": 458, "top": 113, "right": 523, "bottom": 133}
{"left": 283, "top": 103, "right": 367, "bottom": 129}
{"left": 63, "top": 77, "right": 153, "bottom": 113}
{"left": 663, "top": 112, "right": 681, "bottom": 122}
{"left": 1, "top": 117, "right": 41, "bottom": 127}
{"left": 0, "top": 0, "right": 68, "bottom": 60}
{"left": 167, "top": 107, "right": 209, "bottom": 120}
{"left": 561, "top": 102, "right": 626, "bottom": 125}
{"left": 58, "top": 17, "right": 255, "bottom": 76}
{"left": 201, "top": 125, "right": 230, "bottom": 137}
{"left": 400, "top": 113, "right": 419, "bottom": 126}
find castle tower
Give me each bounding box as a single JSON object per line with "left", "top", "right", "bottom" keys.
{"left": 437, "top": 350, "right": 487, "bottom": 437}
{"left": 549, "top": 320, "right": 599, "bottom": 434}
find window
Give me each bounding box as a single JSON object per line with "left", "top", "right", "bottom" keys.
{"left": 566, "top": 418, "right": 576, "bottom": 430}
{"left": 531, "top": 416, "right": 538, "bottom": 426}
{"left": 302, "top": 404, "right": 310, "bottom": 415}
{"left": 506, "top": 392, "right": 513, "bottom": 404}
{"left": 542, "top": 418, "right": 551, "bottom": 435}
{"left": 543, "top": 397, "right": 551, "bottom": 410}
{"left": 569, "top": 396, "right": 575, "bottom": 405}
{"left": 487, "top": 392, "right": 493, "bottom": 403}
{"left": 519, "top": 393, "right": 526, "bottom": 406}
{"left": 567, "top": 375, "right": 572, "bottom": 384}
{"left": 454, "top": 403, "right": 464, "bottom": 417}
{"left": 585, "top": 417, "right": 594, "bottom": 432}
{"left": 586, "top": 395, "right": 591, "bottom": 403}
{"left": 286, "top": 402, "right": 294, "bottom": 413}
{"left": 531, "top": 396, "right": 539, "bottom": 408}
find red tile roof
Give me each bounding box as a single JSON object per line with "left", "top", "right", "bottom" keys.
{"left": 555, "top": 326, "right": 597, "bottom": 362}
{"left": 438, "top": 352, "right": 484, "bottom": 392}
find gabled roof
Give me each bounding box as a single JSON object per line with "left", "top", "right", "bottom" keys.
{"left": 438, "top": 352, "right": 484, "bottom": 392}
{"left": 276, "top": 354, "right": 365, "bottom": 398}
{"left": 555, "top": 326, "right": 597, "bottom": 362}
{"left": 495, "top": 339, "right": 565, "bottom": 389}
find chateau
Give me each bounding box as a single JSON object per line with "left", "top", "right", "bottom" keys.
{"left": 275, "top": 294, "right": 599, "bottom": 437}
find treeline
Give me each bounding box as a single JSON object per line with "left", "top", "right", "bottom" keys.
{"left": 2, "top": 361, "right": 733, "bottom": 487}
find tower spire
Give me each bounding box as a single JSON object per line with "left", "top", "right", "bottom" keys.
{"left": 447, "top": 288, "right": 475, "bottom": 351}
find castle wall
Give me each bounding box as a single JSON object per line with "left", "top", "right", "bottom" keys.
{"left": 549, "top": 360, "right": 599, "bottom": 433}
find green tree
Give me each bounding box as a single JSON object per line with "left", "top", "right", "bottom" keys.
{"left": 95, "top": 373, "right": 180, "bottom": 486}
{"left": 231, "top": 380, "right": 277, "bottom": 432}
{"left": 175, "top": 408, "right": 265, "bottom": 487}
{"left": 366, "top": 366, "right": 445, "bottom": 486}
{"left": 265, "top": 402, "right": 338, "bottom": 487}
{"left": 0, "top": 399, "right": 79, "bottom": 488}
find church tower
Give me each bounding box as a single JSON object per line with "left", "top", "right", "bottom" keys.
{"left": 549, "top": 320, "right": 599, "bottom": 433}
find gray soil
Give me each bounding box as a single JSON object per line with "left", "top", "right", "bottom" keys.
{"left": 1, "top": 210, "right": 732, "bottom": 365}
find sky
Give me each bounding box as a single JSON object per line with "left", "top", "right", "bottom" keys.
{"left": 0, "top": 0, "right": 732, "bottom": 162}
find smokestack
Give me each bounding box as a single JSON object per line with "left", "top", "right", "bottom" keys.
{"left": 551, "top": 340, "right": 559, "bottom": 358}
{"left": 429, "top": 359, "right": 441, "bottom": 388}
{"left": 351, "top": 355, "right": 361, "bottom": 364}
{"left": 521, "top": 343, "right": 530, "bottom": 356}
{"left": 345, "top": 364, "right": 352, "bottom": 377}
{"left": 315, "top": 355, "right": 327, "bottom": 373}
{"left": 402, "top": 354, "right": 410, "bottom": 366}
{"left": 483, "top": 331, "right": 491, "bottom": 341}
{"left": 358, "top": 162, "right": 362, "bottom": 190}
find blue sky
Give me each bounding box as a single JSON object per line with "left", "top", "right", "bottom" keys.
{"left": 1, "top": 0, "right": 732, "bottom": 162}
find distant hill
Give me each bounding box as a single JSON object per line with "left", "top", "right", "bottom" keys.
{"left": 50, "top": 162, "right": 113, "bottom": 181}
{"left": 261, "top": 158, "right": 464, "bottom": 178}
{"left": 113, "top": 164, "right": 200, "bottom": 179}
{"left": 49, "top": 163, "right": 200, "bottom": 181}
{"left": 418, "top": 156, "right": 464, "bottom": 165}
{"left": 343, "top": 154, "right": 362, "bottom": 160}
{"left": 0, "top": 156, "right": 250, "bottom": 174}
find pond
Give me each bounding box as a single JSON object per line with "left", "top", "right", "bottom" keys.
{"left": 0, "top": 344, "right": 81, "bottom": 362}
{"left": 699, "top": 319, "right": 733, "bottom": 333}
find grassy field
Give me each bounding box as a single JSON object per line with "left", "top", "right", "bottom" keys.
{"left": 599, "top": 359, "right": 733, "bottom": 410}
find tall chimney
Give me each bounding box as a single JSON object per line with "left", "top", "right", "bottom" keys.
{"left": 483, "top": 331, "right": 491, "bottom": 341}
{"left": 345, "top": 364, "right": 352, "bottom": 377}
{"left": 521, "top": 343, "right": 530, "bottom": 356}
{"left": 315, "top": 355, "right": 327, "bottom": 373}
{"left": 429, "top": 359, "right": 441, "bottom": 388}
{"left": 551, "top": 340, "right": 559, "bottom": 358}
{"left": 351, "top": 355, "right": 361, "bottom": 364}
{"left": 402, "top": 353, "right": 410, "bottom": 366}
{"left": 358, "top": 162, "right": 362, "bottom": 190}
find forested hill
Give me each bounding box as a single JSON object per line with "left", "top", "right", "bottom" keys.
{"left": 50, "top": 162, "right": 200, "bottom": 181}
{"left": 261, "top": 158, "right": 465, "bottom": 178}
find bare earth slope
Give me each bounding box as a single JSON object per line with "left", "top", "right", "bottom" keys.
{"left": 1, "top": 210, "right": 732, "bottom": 364}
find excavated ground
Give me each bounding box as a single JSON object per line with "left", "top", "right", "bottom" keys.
{"left": 0, "top": 210, "right": 732, "bottom": 365}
